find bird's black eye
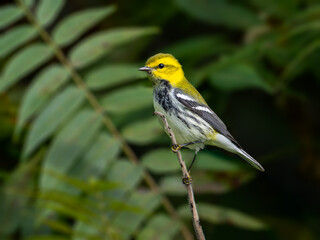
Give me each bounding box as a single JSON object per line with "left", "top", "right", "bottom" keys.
{"left": 158, "top": 63, "right": 165, "bottom": 69}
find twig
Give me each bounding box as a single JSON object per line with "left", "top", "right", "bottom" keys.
{"left": 154, "top": 112, "right": 206, "bottom": 240}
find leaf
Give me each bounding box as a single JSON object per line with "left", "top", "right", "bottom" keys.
{"left": 202, "top": 43, "right": 261, "bottom": 75}
{"left": 70, "top": 27, "right": 159, "bottom": 68}
{"left": 0, "top": 43, "right": 53, "bottom": 93}
{"left": 24, "top": 235, "right": 68, "bottom": 240}
{"left": 282, "top": 40, "right": 320, "bottom": 81}
{"left": 37, "top": 190, "right": 99, "bottom": 222}
{"left": 40, "top": 110, "right": 103, "bottom": 191}
{"left": 101, "top": 86, "right": 153, "bottom": 114}
{"left": 122, "top": 117, "right": 163, "bottom": 145}
{"left": 179, "top": 203, "right": 267, "bottom": 230}
{"left": 22, "top": 87, "right": 86, "bottom": 159}
{"left": 1, "top": 0, "right": 36, "bottom": 29}
{"left": 106, "top": 160, "right": 143, "bottom": 193}
{"left": 19, "top": 205, "right": 48, "bottom": 238}
{"left": 175, "top": 0, "right": 261, "bottom": 29}
{"left": 70, "top": 133, "right": 121, "bottom": 180}
{"left": 72, "top": 191, "right": 149, "bottom": 240}
{"left": 53, "top": 6, "right": 116, "bottom": 46}
{"left": 40, "top": 173, "right": 119, "bottom": 194}
{"left": 0, "top": 151, "right": 40, "bottom": 235}
{"left": 15, "top": 64, "right": 70, "bottom": 136}
{"left": 209, "top": 64, "right": 272, "bottom": 92}
{"left": 141, "top": 149, "right": 181, "bottom": 174}
{"left": 36, "top": 0, "right": 65, "bottom": 26}
{"left": 42, "top": 219, "right": 73, "bottom": 234}
{"left": 72, "top": 222, "right": 102, "bottom": 240}
{"left": 195, "top": 151, "right": 248, "bottom": 172}
{"left": 23, "top": 0, "right": 35, "bottom": 7}
{"left": 159, "top": 175, "right": 186, "bottom": 196}
{"left": 0, "top": 25, "right": 37, "bottom": 58}
{"left": 112, "top": 191, "right": 161, "bottom": 238}
{"left": 0, "top": 5, "right": 23, "bottom": 30}
{"left": 85, "top": 64, "right": 145, "bottom": 90}
{"left": 248, "top": 0, "right": 299, "bottom": 18}
{"left": 160, "top": 173, "right": 229, "bottom": 195}
{"left": 103, "top": 160, "right": 144, "bottom": 213}
{"left": 165, "top": 35, "right": 229, "bottom": 66}
{"left": 137, "top": 214, "right": 180, "bottom": 240}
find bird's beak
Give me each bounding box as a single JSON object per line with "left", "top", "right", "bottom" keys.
{"left": 139, "top": 66, "right": 152, "bottom": 72}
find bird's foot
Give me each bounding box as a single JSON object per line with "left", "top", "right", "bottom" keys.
{"left": 171, "top": 144, "right": 182, "bottom": 153}
{"left": 182, "top": 172, "right": 192, "bottom": 185}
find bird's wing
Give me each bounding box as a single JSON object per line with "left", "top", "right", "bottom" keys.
{"left": 174, "top": 88, "right": 240, "bottom": 147}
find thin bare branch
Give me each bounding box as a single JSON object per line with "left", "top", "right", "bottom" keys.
{"left": 154, "top": 111, "right": 206, "bottom": 240}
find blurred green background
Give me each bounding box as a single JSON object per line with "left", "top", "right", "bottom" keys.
{"left": 1, "top": 0, "right": 320, "bottom": 239}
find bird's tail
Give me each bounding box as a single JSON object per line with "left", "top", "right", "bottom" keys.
{"left": 236, "top": 148, "right": 265, "bottom": 172}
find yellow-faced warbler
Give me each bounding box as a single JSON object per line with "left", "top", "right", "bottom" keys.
{"left": 139, "top": 53, "right": 264, "bottom": 172}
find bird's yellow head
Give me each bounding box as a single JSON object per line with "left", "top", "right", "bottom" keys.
{"left": 139, "top": 53, "right": 185, "bottom": 87}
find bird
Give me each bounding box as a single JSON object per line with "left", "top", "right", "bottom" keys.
{"left": 139, "top": 53, "right": 264, "bottom": 172}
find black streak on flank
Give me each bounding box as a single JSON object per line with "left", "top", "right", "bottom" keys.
{"left": 177, "top": 115, "right": 191, "bottom": 129}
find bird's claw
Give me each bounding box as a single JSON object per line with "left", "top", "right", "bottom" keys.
{"left": 171, "top": 144, "right": 181, "bottom": 153}
{"left": 182, "top": 174, "right": 192, "bottom": 185}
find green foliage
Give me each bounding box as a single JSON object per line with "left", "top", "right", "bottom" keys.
{"left": 209, "top": 64, "right": 273, "bottom": 92}
{"left": 40, "top": 109, "right": 103, "bottom": 191}
{"left": 141, "top": 148, "right": 182, "bottom": 174}
{"left": 101, "top": 86, "right": 153, "bottom": 114}
{"left": 69, "top": 27, "right": 159, "bottom": 68}
{"left": 122, "top": 118, "right": 163, "bottom": 145}
{"left": 22, "top": 87, "right": 86, "bottom": 159}
{"left": 179, "top": 203, "right": 267, "bottom": 230}
{"left": 195, "top": 151, "right": 250, "bottom": 172}
{"left": 0, "top": 0, "right": 164, "bottom": 239}
{"left": 0, "top": 43, "right": 53, "bottom": 93}
{"left": 35, "top": 0, "right": 65, "bottom": 26}
{"left": 137, "top": 214, "right": 180, "bottom": 240}
{"left": 85, "top": 64, "right": 145, "bottom": 90}
{"left": 175, "top": 0, "right": 261, "bottom": 29}
{"left": 0, "top": 5, "right": 23, "bottom": 30}
{"left": 15, "top": 64, "right": 70, "bottom": 136}
{"left": 1, "top": 0, "right": 319, "bottom": 239}
{"left": 52, "top": 6, "right": 116, "bottom": 46}
{"left": 0, "top": 24, "right": 37, "bottom": 57}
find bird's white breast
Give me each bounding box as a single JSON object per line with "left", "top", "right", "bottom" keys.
{"left": 153, "top": 90, "right": 211, "bottom": 151}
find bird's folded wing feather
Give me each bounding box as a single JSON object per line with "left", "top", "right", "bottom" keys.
{"left": 174, "top": 89, "right": 240, "bottom": 147}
